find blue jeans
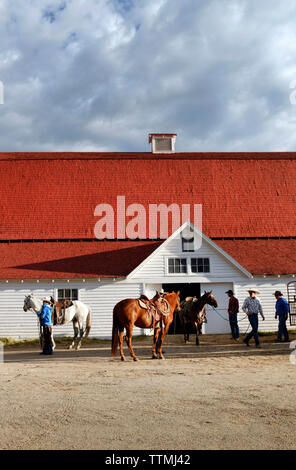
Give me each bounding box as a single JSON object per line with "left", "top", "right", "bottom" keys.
{"left": 278, "top": 316, "right": 289, "bottom": 341}
{"left": 245, "top": 314, "right": 259, "bottom": 345}
{"left": 229, "top": 313, "right": 239, "bottom": 339}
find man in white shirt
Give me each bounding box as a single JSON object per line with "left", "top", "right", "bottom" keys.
{"left": 242, "top": 289, "right": 265, "bottom": 348}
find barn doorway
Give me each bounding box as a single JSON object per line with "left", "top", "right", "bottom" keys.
{"left": 162, "top": 283, "right": 200, "bottom": 334}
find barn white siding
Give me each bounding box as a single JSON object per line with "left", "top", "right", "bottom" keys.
{"left": 234, "top": 278, "right": 295, "bottom": 333}
{"left": 0, "top": 280, "right": 142, "bottom": 340}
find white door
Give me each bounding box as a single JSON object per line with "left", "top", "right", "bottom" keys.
{"left": 201, "top": 283, "right": 233, "bottom": 334}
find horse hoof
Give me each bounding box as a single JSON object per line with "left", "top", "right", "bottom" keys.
{"left": 158, "top": 355, "right": 165, "bottom": 360}
{"left": 133, "top": 357, "right": 138, "bottom": 362}
{"left": 121, "top": 356, "right": 126, "bottom": 361}
{"left": 68, "top": 345, "right": 73, "bottom": 350}
{"left": 152, "top": 355, "right": 158, "bottom": 359}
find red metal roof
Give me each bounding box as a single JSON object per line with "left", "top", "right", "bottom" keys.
{"left": 0, "top": 238, "right": 295, "bottom": 278}
{"left": 0, "top": 152, "right": 296, "bottom": 240}
{"left": 216, "top": 239, "right": 296, "bottom": 275}
{"left": 0, "top": 240, "right": 162, "bottom": 279}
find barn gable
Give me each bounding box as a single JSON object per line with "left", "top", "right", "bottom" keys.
{"left": 127, "top": 221, "right": 252, "bottom": 282}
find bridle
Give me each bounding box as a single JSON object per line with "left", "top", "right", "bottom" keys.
{"left": 24, "top": 294, "right": 39, "bottom": 313}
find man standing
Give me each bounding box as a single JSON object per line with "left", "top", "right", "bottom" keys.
{"left": 274, "top": 291, "right": 290, "bottom": 342}
{"left": 37, "top": 297, "right": 53, "bottom": 355}
{"left": 226, "top": 290, "right": 239, "bottom": 341}
{"left": 242, "top": 289, "right": 265, "bottom": 348}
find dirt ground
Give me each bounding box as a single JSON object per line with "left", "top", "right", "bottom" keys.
{"left": 0, "top": 333, "right": 295, "bottom": 450}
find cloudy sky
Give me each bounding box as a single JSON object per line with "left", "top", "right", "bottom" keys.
{"left": 1, "top": 0, "right": 296, "bottom": 152}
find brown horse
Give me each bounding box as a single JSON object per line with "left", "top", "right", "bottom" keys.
{"left": 112, "top": 291, "right": 181, "bottom": 361}
{"left": 178, "top": 291, "right": 218, "bottom": 345}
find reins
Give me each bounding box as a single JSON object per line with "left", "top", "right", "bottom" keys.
{"left": 210, "top": 306, "right": 251, "bottom": 335}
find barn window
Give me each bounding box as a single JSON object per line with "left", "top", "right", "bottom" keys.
{"left": 191, "top": 258, "right": 210, "bottom": 273}
{"left": 182, "top": 237, "right": 194, "bottom": 252}
{"left": 168, "top": 258, "right": 187, "bottom": 274}
{"left": 57, "top": 288, "right": 78, "bottom": 302}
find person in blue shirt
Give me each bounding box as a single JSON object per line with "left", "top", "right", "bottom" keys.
{"left": 37, "top": 297, "right": 53, "bottom": 355}
{"left": 274, "top": 291, "right": 290, "bottom": 342}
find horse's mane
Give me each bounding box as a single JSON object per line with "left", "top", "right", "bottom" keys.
{"left": 191, "top": 292, "right": 210, "bottom": 313}
{"left": 164, "top": 291, "right": 179, "bottom": 305}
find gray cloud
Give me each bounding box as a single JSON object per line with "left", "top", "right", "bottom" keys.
{"left": 0, "top": 0, "right": 296, "bottom": 152}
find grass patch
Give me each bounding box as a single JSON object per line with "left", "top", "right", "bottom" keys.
{"left": 0, "top": 337, "right": 40, "bottom": 347}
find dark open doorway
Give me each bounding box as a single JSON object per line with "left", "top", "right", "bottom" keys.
{"left": 162, "top": 283, "right": 200, "bottom": 334}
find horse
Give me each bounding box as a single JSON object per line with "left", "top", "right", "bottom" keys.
{"left": 112, "top": 291, "right": 181, "bottom": 361}
{"left": 23, "top": 294, "right": 92, "bottom": 350}
{"left": 178, "top": 291, "right": 218, "bottom": 345}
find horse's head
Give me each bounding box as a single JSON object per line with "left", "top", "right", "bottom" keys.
{"left": 164, "top": 290, "right": 181, "bottom": 312}
{"left": 23, "top": 294, "right": 40, "bottom": 313}
{"left": 204, "top": 291, "right": 218, "bottom": 308}
{"left": 23, "top": 294, "right": 33, "bottom": 312}
{"left": 190, "top": 291, "right": 218, "bottom": 327}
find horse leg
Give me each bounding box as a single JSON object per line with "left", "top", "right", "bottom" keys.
{"left": 125, "top": 324, "right": 138, "bottom": 361}
{"left": 51, "top": 331, "right": 56, "bottom": 350}
{"left": 184, "top": 322, "right": 190, "bottom": 344}
{"left": 118, "top": 327, "right": 126, "bottom": 361}
{"left": 75, "top": 323, "right": 85, "bottom": 350}
{"left": 157, "top": 322, "right": 169, "bottom": 359}
{"left": 195, "top": 323, "right": 200, "bottom": 346}
{"left": 184, "top": 323, "right": 187, "bottom": 343}
{"left": 69, "top": 320, "right": 79, "bottom": 350}
{"left": 152, "top": 327, "right": 161, "bottom": 359}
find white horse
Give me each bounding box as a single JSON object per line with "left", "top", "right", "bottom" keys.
{"left": 23, "top": 294, "right": 92, "bottom": 350}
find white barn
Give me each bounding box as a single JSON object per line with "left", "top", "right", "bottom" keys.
{"left": 0, "top": 136, "right": 295, "bottom": 339}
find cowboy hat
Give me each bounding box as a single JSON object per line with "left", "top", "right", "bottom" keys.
{"left": 42, "top": 296, "right": 51, "bottom": 303}
{"left": 247, "top": 289, "right": 260, "bottom": 294}
{"left": 225, "top": 290, "right": 234, "bottom": 295}
{"left": 273, "top": 291, "right": 283, "bottom": 296}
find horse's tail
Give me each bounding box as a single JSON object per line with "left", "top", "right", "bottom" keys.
{"left": 84, "top": 306, "right": 92, "bottom": 338}
{"left": 112, "top": 304, "right": 120, "bottom": 357}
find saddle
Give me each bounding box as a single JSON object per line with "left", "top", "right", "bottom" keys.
{"left": 138, "top": 292, "right": 170, "bottom": 329}
{"left": 50, "top": 297, "right": 70, "bottom": 326}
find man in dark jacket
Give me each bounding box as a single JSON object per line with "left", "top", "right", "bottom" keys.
{"left": 274, "top": 291, "right": 290, "bottom": 342}
{"left": 226, "top": 290, "right": 240, "bottom": 341}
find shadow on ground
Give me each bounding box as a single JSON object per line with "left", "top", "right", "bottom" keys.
{"left": 3, "top": 334, "right": 293, "bottom": 364}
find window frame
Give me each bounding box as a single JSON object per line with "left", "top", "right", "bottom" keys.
{"left": 181, "top": 236, "right": 195, "bottom": 252}
{"left": 167, "top": 257, "right": 188, "bottom": 274}
{"left": 166, "top": 257, "right": 211, "bottom": 275}
{"left": 190, "top": 257, "right": 210, "bottom": 273}
{"left": 56, "top": 288, "right": 79, "bottom": 302}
